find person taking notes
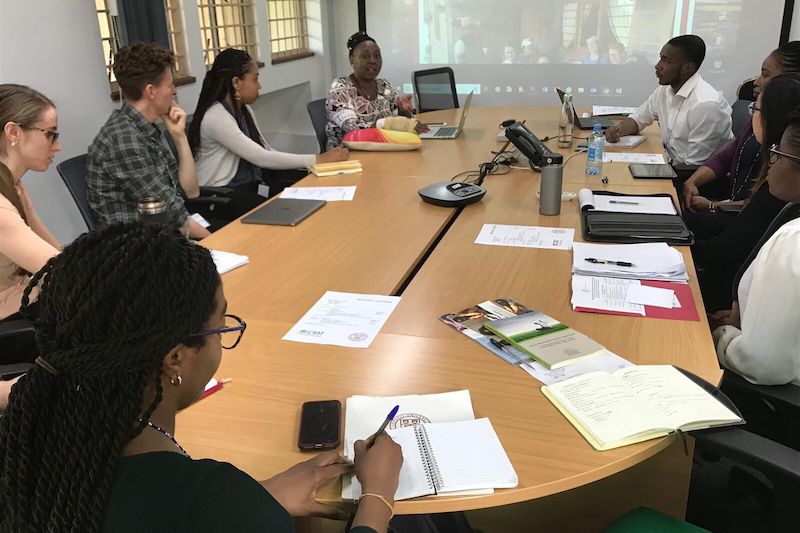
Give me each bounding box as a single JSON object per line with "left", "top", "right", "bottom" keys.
{"left": 604, "top": 35, "right": 732, "bottom": 166}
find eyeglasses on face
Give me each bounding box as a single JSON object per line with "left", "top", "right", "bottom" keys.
{"left": 768, "top": 143, "right": 800, "bottom": 166}
{"left": 188, "top": 314, "right": 247, "bottom": 349}
{"left": 748, "top": 101, "right": 761, "bottom": 115}
{"left": 18, "top": 123, "right": 60, "bottom": 144}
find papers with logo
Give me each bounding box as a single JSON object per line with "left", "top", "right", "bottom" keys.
{"left": 475, "top": 224, "right": 574, "bottom": 250}
{"left": 572, "top": 242, "right": 688, "bottom": 281}
{"left": 282, "top": 291, "right": 400, "bottom": 348}
{"left": 592, "top": 105, "right": 637, "bottom": 116}
{"left": 519, "top": 349, "right": 632, "bottom": 385}
{"left": 571, "top": 275, "right": 646, "bottom": 315}
{"left": 625, "top": 284, "right": 676, "bottom": 308}
{"left": 578, "top": 189, "right": 677, "bottom": 215}
{"left": 602, "top": 152, "right": 665, "bottom": 164}
{"left": 210, "top": 250, "right": 249, "bottom": 275}
{"left": 281, "top": 186, "right": 356, "bottom": 202}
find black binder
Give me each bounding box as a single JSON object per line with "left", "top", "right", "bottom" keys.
{"left": 580, "top": 190, "right": 694, "bottom": 246}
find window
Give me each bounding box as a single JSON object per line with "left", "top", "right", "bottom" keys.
{"left": 198, "top": 1, "right": 259, "bottom": 67}
{"left": 267, "top": 0, "right": 312, "bottom": 63}
{"left": 95, "top": 0, "right": 190, "bottom": 86}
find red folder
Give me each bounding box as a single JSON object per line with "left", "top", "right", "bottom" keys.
{"left": 575, "top": 280, "right": 699, "bottom": 321}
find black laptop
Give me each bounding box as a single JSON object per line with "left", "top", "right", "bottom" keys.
{"left": 556, "top": 88, "right": 616, "bottom": 130}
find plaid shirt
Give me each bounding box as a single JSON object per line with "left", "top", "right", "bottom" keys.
{"left": 87, "top": 102, "right": 189, "bottom": 228}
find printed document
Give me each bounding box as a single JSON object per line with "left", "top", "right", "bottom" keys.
{"left": 475, "top": 224, "right": 574, "bottom": 250}
{"left": 602, "top": 153, "right": 666, "bottom": 164}
{"left": 281, "top": 186, "right": 357, "bottom": 202}
{"left": 283, "top": 291, "right": 400, "bottom": 348}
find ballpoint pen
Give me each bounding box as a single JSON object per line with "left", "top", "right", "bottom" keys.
{"left": 608, "top": 200, "right": 639, "bottom": 205}
{"left": 368, "top": 405, "right": 400, "bottom": 448}
{"left": 585, "top": 258, "right": 634, "bottom": 267}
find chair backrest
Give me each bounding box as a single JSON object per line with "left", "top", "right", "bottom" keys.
{"left": 737, "top": 77, "right": 757, "bottom": 101}
{"left": 731, "top": 99, "right": 752, "bottom": 137}
{"left": 732, "top": 202, "right": 800, "bottom": 298}
{"left": 56, "top": 154, "right": 96, "bottom": 231}
{"left": 306, "top": 99, "right": 328, "bottom": 152}
{"left": 413, "top": 67, "right": 459, "bottom": 113}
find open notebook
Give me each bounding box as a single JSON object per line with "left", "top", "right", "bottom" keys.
{"left": 349, "top": 418, "right": 518, "bottom": 501}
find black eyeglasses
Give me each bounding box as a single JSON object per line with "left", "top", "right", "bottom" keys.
{"left": 188, "top": 314, "right": 247, "bottom": 349}
{"left": 768, "top": 143, "right": 800, "bottom": 165}
{"left": 748, "top": 101, "right": 761, "bottom": 115}
{"left": 19, "top": 124, "right": 60, "bottom": 144}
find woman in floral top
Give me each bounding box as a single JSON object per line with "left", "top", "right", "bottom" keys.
{"left": 325, "top": 32, "right": 426, "bottom": 149}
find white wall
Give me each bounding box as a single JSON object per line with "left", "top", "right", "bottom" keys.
{"left": 0, "top": 0, "right": 343, "bottom": 244}
{"left": 792, "top": 0, "right": 800, "bottom": 41}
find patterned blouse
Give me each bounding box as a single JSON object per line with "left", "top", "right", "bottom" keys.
{"left": 325, "top": 76, "right": 399, "bottom": 149}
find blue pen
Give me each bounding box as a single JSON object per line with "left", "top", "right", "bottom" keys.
{"left": 375, "top": 405, "right": 399, "bottom": 436}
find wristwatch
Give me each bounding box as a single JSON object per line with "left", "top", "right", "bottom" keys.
{"left": 708, "top": 201, "right": 717, "bottom": 212}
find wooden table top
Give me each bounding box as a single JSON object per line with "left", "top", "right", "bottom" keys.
{"left": 181, "top": 104, "right": 719, "bottom": 514}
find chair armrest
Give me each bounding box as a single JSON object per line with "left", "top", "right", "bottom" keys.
{"left": 199, "top": 186, "right": 234, "bottom": 195}
{"left": 694, "top": 427, "right": 800, "bottom": 482}
{"left": 185, "top": 196, "right": 232, "bottom": 207}
{"left": 722, "top": 371, "right": 800, "bottom": 411}
{"left": 0, "top": 319, "right": 33, "bottom": 340}
{"left": 0, "top": 363, "right": 32, "bottom": 380}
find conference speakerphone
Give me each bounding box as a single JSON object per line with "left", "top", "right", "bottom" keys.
{"left": 418, "top": 181, "right": 487, "bottom": 207}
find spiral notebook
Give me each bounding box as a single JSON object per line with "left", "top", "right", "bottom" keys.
{"left": 351, "top": 418, "right": 518, "bottom": 501}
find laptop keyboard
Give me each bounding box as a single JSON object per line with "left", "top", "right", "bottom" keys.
{"left": 433, "top": 127, "right": 458, "bottom": 137}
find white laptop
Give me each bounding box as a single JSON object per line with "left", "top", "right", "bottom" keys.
{"left": 419, "top": 91, "right": 473, "bottom": 139}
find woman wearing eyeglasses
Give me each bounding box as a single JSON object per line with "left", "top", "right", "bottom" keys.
{"left": 711, "top": 113, "right": 800, "bottom": 386}
{"left": 0, "top": 222, "right": 402, "bottom": 533}
{"left": 682, "top": 42, "right": 800, "bottom": 236}
{"left": 692, "top": 73, "right": 800, "bottom": 312}
{"left": 0, "top": 84, "right": 62, "bottom": 378}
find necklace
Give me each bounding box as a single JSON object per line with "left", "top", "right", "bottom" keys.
{"left": 729, "top": 133, "right": 759, "bottom": 200}
{"left": 144, "top": 420, "right": 190, "bottom": 457}
{"left": 350, "top": 74, "right": 378, "bottom": 100}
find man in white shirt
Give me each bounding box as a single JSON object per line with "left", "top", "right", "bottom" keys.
{"left": 605, "top": 35, "right": 732, "bottom": 165}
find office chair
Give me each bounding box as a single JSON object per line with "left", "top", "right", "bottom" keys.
{"left": 737, "top": 77, "right": 757, "bottom": 101}
{"left": 0, "top": 317, "right": 35, "bottom": 366}
{"left": 413, "top": 67, "right": 459, "bottom": 113}
{"left": 731, "top": 99, "right": 753, "bottom": 137}
{"left": 306, "top": 98, "right": 328, "bottom": 152}
{"left": 56, "top": 154, "right": 96, "bottom": 231}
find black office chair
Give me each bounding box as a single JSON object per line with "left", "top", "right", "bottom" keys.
{"left": 731, "top": 99, "right": 753, "bottom": 137}
{"left": 413, "top": 67, "right": 459, "bottom": 113}
{"left": 56, "top": 154, "right": 96, "bottom": 231}
{"left": 306, "top": 98, "right": 328, "bottom": 152}
{"left": 0, "top": 317, "right": 35, "bottom": 366}
{"left": 737, "top": 77, "right": 757, "bottom": 101}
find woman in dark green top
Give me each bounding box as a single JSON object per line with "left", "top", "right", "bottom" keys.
{"left": 0, "top": 222, "right": 401, "bottom": 532}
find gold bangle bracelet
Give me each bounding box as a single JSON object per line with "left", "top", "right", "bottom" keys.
{"left": 359, "top": 492, "right": 394, "bottom": 518}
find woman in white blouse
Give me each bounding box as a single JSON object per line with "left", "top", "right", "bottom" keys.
{"left": 189, "top": 49, "right": 348, "bottom": 221}
{"left": 712, "top": 107, "right": 800, "bottom": 385}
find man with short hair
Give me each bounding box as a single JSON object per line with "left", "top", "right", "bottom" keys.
{"left": 88, "top": 42, "right": 209, "bottom": 238}
{"left": 605, "top": 35, "right": 733, "bottom": 166}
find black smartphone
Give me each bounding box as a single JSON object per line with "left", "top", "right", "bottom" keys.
{"left": 298, "top": 400, "right": 341, "bottom": 450}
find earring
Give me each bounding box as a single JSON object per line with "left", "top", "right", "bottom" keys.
{"left": 11, "top": 142, "right": 16, "bottom": 147}
{"left": 234, "top": 91, "right": 241, "bottom": 101}
{"left": 170, "top": 375, "right": 183, "bottom": 386}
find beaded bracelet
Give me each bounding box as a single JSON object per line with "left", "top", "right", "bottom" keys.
{"left": 359, "top": 492, "right": 394, "bottom": 518}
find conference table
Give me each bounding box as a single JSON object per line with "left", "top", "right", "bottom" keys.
{"left": 180, "top": 105, "right": 720, "bottom": 532}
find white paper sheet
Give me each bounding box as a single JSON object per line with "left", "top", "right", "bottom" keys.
{"left": 281, "top": 186, "right": 357, "bottom": 202}
{"left": 592, "top": 105, "right": 637, "bottom": 116}
{"left": 625, "top": 284, "right": 676, "bottom": 308}
{"left": 475, "top": 224, "right": 574, "bottom": 250}
{"left": 571, "top": 275, "right": 646, "bottom": 315}
{"left": 519, "top": 349, "right": 633, "bottom": 385}
{"left": 578, "top": 188, "right": 677, "bottom": 215}
{"left": 572, "top": 242, "right": 688, "bottom": 281}
{"left": 605, "top": 135, "right": 646, "bottom": 149}
{"left": 282, "top": 291, "right": 400, "bottom": 348}
{"left": 602, "top": 153, "right": 666, "bottom": 164}
{"left": 190, "top": 212, "right": 211, "bottom": 228}
{"left": 210, "top": 250, "right": 249, "bottom": 275}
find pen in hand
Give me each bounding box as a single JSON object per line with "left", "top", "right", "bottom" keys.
{"left": 367, "top": 405, "right": 399, "bottom": 449}
{"left": 585, "top": 257, "right": 634, "bottom": 267}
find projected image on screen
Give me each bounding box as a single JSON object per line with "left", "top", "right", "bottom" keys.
{"left": 368, "top": 0, "right": 782, "bottom": 106}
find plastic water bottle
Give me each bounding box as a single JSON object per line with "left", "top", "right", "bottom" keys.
{"left": 585, "top": 123, "right": 604, "bottom": 176}
{"left": 557, "top": 94, "right": 574, "bottom": 148}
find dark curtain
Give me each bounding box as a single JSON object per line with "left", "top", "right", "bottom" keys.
{"left": 118, "top": 0, "right": 170, "bottom": 49}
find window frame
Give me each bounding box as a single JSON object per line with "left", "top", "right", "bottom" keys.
{"left": 197, "top": 0, "right": 260, "bottom": 68}
{"left": 267, "top": 0, "right": 314, "bottom": 64}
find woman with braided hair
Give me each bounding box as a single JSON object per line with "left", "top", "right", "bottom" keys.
{"left": 189, "top": 48, "right": 349, "bottom": 222}
{"left": 0, "top": 222, "right": 402, "bottom": 532}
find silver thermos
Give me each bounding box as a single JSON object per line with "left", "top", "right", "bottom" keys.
{"left": 539, "top": 164, "right": 563, "bottom": 216}
{"left": 137, "top": 196, "right": 170, "bottom": 226}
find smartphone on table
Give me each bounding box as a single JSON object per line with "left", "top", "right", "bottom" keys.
{"left": 298, "top": 399, "right": 341, "bottom": 450}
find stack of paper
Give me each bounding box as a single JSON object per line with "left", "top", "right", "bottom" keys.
{"left": 592, "top": 105, "right": 637, "bottom": 116}
{"left": 572, "top": 242, "right": 687, "bottom": 282}
{"left": 578, "top": 189, "right": 677, "bottom": 215}
{"left": 310, "top": 160, "right": 363, "bottom": 177}
{"left": 210, "top": 250, "right": 249, "bottom": 275}
{"left": 281, "top": 186, "right": 356, "bottom": 202}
